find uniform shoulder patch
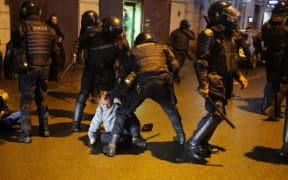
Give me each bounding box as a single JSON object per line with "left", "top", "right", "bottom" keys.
{"left": 203, "top": 29, "right": 214, "bottom": 36}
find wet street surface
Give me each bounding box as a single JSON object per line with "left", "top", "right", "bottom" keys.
{"left": 0, "top": 62, "right": 287, "bottom": 179}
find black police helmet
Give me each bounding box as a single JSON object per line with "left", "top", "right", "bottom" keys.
{"left": 134, "top": 32, "right": 155, "bottom": 46}
{"left": 81, "top": 10, "right": 100, "bottom": 29}
{"left": 19, "top": 0, "right": 41, "bottom": 19}
{"left": 180, "top": 19, "right": 190, "bottom": 29}
{"left": 208, "top": 1, "right": 240, "bottom": 27}
{"left": 272, "top": 0, "right": 288, "bottom": 16}
{"left": 102, "top": 16, "right": 123, "bottom": 38}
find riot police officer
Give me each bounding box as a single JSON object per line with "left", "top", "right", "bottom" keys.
{"left": 3, "top": 40, "right": 14, "bottom": 80}
{"left": 71, "top": 13, "right": 129, "bottom": 132}
{"left": 71, "top": 11, "right": 95, "bottom": 67}
{"left": 184, "top": 1, "right": 248, "bottom": 163}
{"left": 169, "top": 19, "right": 195, "bottom": 83}
{"left": 11, "top": 0, "right": 60, "bottom": 143}
{"left": 3, "top": 0, "right": 32, "bottom": 80}
{"left": 103, "top": 32, "right": 186, "bottom": 157}
{"left": 261, "top": 1, "right": 288, "bottom": 120}
{"left": 263, "top": 0, "right": 288, "bottom": 158}
{"left": 46, "top": 15, "right": 65, "bottom": 81}
{"left": 69, "top": 10, "right": 101, "bottom": 104}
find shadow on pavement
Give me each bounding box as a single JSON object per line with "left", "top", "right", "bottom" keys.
{"left": 147, "top": 141, "right": 225, "bottom": 166}
{"left": 78, "top": 135, "right": 146, "bottom": 156}
{"left": 48, "top": 109, "right": 74, "bottom": 119}
{"left": 49, "top": 122, "right": 75, "bottom": 137}
{"left": 32, "top": 108, "right": 94, "bottom": 121}
{"left": 0, "top": 123, "right": 47, "bottom": 143}
{"left": 0, "top": 121, "right": 88, "bottom": 141}
{"left": 47, "top": 91, "right": 78, "bottom": 103}
{"left": 235, "top": 97, "right": 263, "bottom": 114}
{"left": 78, "top": 135, "right": 107, "bottom": 155}
{"left": 245, "top": 146, "right": 288, "bottom": 164}
{"left": 147, "top": 141, "right": 185, "bottom": 163}
{"left": 0, "top": 122, "right": 20, "bottom": 143}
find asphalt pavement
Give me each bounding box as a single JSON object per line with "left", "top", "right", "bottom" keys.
{"left": 0, "top": 62, "right": 287, "bottom": 180}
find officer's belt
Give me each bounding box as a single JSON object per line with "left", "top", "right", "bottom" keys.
{"left": 173, "top": 47, "right": 188, "bottom": 51}
{"left": 138, "top": 70, "right": 169, "bottom": 77}
{"left": 89, "top": 44, "right": 114, "bottom": 50}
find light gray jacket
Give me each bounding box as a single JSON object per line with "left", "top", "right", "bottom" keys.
{"left": 88, "top": 103, "right": 119, "bottom": 139}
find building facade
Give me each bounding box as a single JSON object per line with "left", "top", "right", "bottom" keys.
{"left": 0, "top": 0, "right": 275, "bottom": 66}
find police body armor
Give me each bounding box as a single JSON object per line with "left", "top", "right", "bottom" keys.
{"left": 262, "top": 22, "right": 286, "bottom": 56}
{"left": 131, "top": 43, "right": 175, "bottom": 75}
{"left": 131, "top": 42, "right": 178, "bottom": 105}
{"left": 25, "top": 20, "right": 54, "bottom": 66}
{"left": 196, "top": 27, "right": 239, "bottom": 99}
{"left": 80, "top": 28, "right": 117, "bottom": 68}
{"left": 262, "top": 20, "right": 287, "bottom": 82}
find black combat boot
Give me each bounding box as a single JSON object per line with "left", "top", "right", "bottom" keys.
{"left": 193, "top": 115, "right": 215, "bottom": 158}
{"left": 280, "top": 116, "right": 288, "bottom": 158}
{"left": 279, "top": 143, "right": 288, "bottom": 158}
{"left": 72, "top": 102, "right": 85, "bottom": 132}
{"left": 167, "top": 108, "right": 185, "bottom": 145}
{"left": 72, "top": 93, "right": 88, "bottom": 132}
{"left": 39, "top": 118, "right": 50, "bottom": 137}
{"left": 132, "top": 136, "right": 147, "bottom": 148}
{"left": 173, "top": 130, "right": 186, "bottom": 145}
{"left": 38, "top": 106, "right": 50, "bottom": 137}
{"left": 103, "top": 134, "right": 120, "bottom": 157}
{"left": 129, "top": 113, "right": 147, "bottom": 148}
{"left": 172, "top": 122, "right": 186, "bottom": 145}
{"left": 185, "top": 116, "right": 220, "bottom": 162}
{"left": 261, "top": 97, "right": 272, "bottom": 115}
{"left": 199, "top": 125, "right": 219, "bottom": 158}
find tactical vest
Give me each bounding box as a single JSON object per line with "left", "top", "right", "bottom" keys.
{"left": 197, "top": 28, "right": 239, "bottom": 99}
{"left": 262, "top": 21, "right": 288, "bottom": 80}
{"left": 80, "top": 29, "right": 118, "bottom": 68}
{"left": 24, "top": 21, "right": 53, "bottom": 66}
{"left": 131, "top": 43, "right": 170, "bottom": 74}
{"left": 263, "top": 22, "right": 286, "bottom": 52}
{"left": 211, "top": 34, "right": 239, "bottom": 75}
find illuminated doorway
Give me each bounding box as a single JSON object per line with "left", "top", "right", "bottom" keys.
{"left": 123, "top": 1, "right": 142, "bottom": 47}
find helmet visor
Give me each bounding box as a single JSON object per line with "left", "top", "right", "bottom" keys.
{"left": 224, "top": 5, "right": 240, "bottom": 23}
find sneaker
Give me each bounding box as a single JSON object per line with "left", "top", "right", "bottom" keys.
{"left": 17, "top": 132, "right": 32, "bottom": 144}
